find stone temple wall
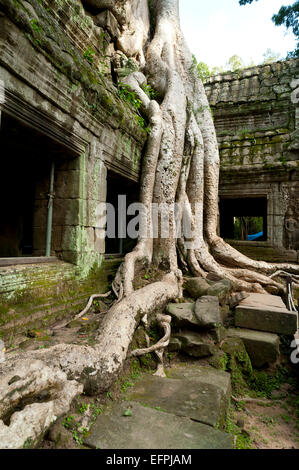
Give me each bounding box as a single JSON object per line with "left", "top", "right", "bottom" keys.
{"left": 0, "top": 0, "right": 147, "bottom": 335}
{"left": 205, "top": 59, "right": 299, "bottom": 262}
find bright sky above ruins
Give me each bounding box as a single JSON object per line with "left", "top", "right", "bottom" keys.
{"left": 179, "top": 0, "right": 297, "bottom": 68}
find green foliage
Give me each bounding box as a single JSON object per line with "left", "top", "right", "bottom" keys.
{"left": 226, "top": 54, "right": 245, "bottom": 72}
{"left": 83, "top": 46, "right": 96, "bottom": 65}
{"left": 233, "top": 216, "right": 264, "bottom": 241}
{"left": 209, "top": 350, "right": 229, "bottom": 371}
{"left": 279, "top": 155, "right": 287, "bottom": 166}
{"left": 89, "top": 402, "right": 103, "bottom": 425}
{"left": 23, "top": 437, "right": 34, "bottom": 449}
{"left": 248, "top": 364, "right": 295, "bottom": 398}
{"left": 78, "top": 401, "right": 88, "bottom": 414}
{"left": 196, "top": 61, "right": 214, "bottom": 82}
{"left": 72, "top": 429, "right": 83, "bottom": 445}
{"left": 136, "top": 115, "right": 150, "bottom": 133}
{"left": 121, "top": 380, "right": 134, "bottom": 393}
{"left": 62, "top": 415, "right": 76, "bottom": 429}
{"left": 118, "top": 82, "right": 142, "bottom": 110}
{"left": 141, "top": 83, "right": 158, "bottom": 100}
{"left": 281, "top": 414, "right": 291, "bottom": 423}
{"left": 273, "top": 2, "right": 299, "bottom": 58}
{"left": 130, "top": 359, "right": 142, "bottom": 380}
{"left": 221, "top": 338, "right": 253, "bottom": 395}
{"left": 118, "top": 82, "right": 150, "bottom": 132}
{"left": 30, "top": 18, "right": 42, "bottom": 32}
{"left": 191, "top": 55, "right": 223, "bottom": 83}
{"left": 225, "top": 404, "right": 252, "bottom": 449}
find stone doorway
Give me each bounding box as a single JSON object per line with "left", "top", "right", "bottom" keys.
{"left": 219, "top": 197, "right": 268, "bottom": 242}
{"left": 105, "top": 170, "right": 139, "bottom": 255}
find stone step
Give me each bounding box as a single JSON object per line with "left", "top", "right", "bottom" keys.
{"left": 126, "top": 366, "right": 230, "bottom": 429}
{"left": 227, "top": 328, "right": 280, "bottom": 368}
{"left": 84, "top": 401, "right": 232, "bottom": 450}
{"left": 235, "top": 293, "right": 298, "bottom": 335}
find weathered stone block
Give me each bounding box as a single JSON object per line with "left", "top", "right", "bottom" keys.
{"left": 55, "top": 170, "right": 80, "bottom": 199}
{"left": 166, "top": 303, "right": 197, "bottom": 328}
{"left": 227, "top": 328, "right": 280, "bottom": 367}
{"left": 183, "top": 277, "right": 210, "bottom": 299}
{"left": 206, "top": 280, "right": 233, "bottom": 305}
{"left": 210, "top": 324, "right": 227, "bottom": 344}
{"left": 84, "top": 401, "right": 232, "bottom": 449}
{"left": 235, "top": 293, "right": 298, "bottom": 335}
{"left": 173, "top": 331, "right": 216, "bottom": 358}
{"left": 168, "top": 337, "right": 182, "bottom": 352}
{"left": 127, "top": 369, "right": 230, "bottom": 428}
{"left": 53, "top": 198, "right": 81, "bottom": 226}
{"left": 194, "top": 296, "right": 222, "bottom": 328}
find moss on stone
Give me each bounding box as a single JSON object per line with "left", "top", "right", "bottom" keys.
{"left": 221, "top": 337, "right": 253, "bottom": 395}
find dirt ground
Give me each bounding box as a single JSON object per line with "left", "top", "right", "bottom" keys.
{"left": 231, "top": 383, "right": 299, "bottom": 449}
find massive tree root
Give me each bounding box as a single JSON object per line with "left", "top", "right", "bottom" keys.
{"left": 109, "top": 0, "right": 299, "bottom": 299}
{"left": 0, "top": 0, "right": 298, "bottom": 448}
{"left": 0, "top": 273, "right": 180, "bottom": 447}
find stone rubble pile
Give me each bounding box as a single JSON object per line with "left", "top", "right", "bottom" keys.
{"left": 166, "top": 277, "right": 299, "bottom": 368}
{"left": 167, "top": 277, "right": 232, "bottom": 359}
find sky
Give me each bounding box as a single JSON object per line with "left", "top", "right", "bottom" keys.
{"left": 179, "top": 0, "right": 297, "bottom": 69}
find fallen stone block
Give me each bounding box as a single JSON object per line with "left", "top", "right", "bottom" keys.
{"left": 227, "top": 328, "right": 280, "bottom": 368}
{"left": 206, "top": 280, "right": 233, "bottom": 306}
{"left": 173, "top": 330, "right": 216, "bottom": 357}
{"left": 166, "top": 302, "right": 198, "bottom": 328}
{"left": 183, "top": 277, "right": 210, "bottom": 299}
{"left": 168, "top": 337, "right": 182, "bottom": 352}
{"left": 235, "top": 293, "right": 298, "bottom": 335}
{"left": 194, "top": 296, "right": 222, "bottom": 328}
{"left": 210, "top": 324, "right": 227, "bottom": 344}
{"left": 229, "top": 291, "right": 250, "bottom": 309}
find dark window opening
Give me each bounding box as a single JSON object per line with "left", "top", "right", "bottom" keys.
{"left": 219, "top": 197, "right": 267, "bottom": 242}
{"left": 105, "top": 170, "right": 139, "bottom": 255}
{"left": 0, "top": 113, "right": 76, "bottom": 261}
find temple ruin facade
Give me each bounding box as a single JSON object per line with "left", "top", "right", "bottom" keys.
{"left": 205, "top": 60, "right": 299, "bottom": 263}
{"left": 0, "top": 0, "right": 298, "bottom": 337}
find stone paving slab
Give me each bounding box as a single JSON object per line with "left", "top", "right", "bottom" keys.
{"left": 227, "top": 328, "right": 280, "bottom": 367}
{"left": 84, "top": 401, "right": 232, "bottom": 449}
{"left": 168, "top": 365, "right": 231, "bottom": 396}
{"left": 239, "top": 293, "right": 286, "bottom": 310}
{"left": 126, "top": 371, "right": 229, "bottom": 428}
{"left": 235, "top": 293, "right": 298, "bottom": 335}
